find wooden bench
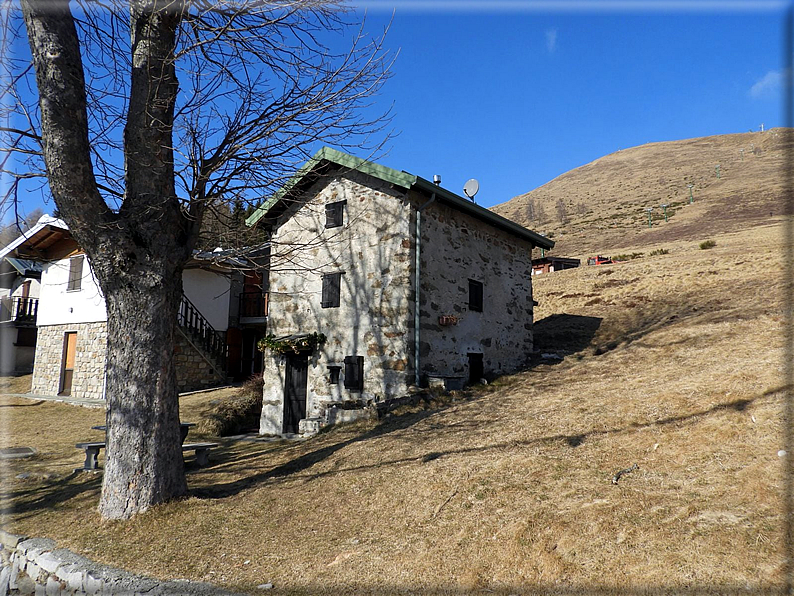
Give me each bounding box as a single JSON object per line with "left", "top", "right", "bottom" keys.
{"left": 76, "top": 441, "right": 219, "bottom": 471}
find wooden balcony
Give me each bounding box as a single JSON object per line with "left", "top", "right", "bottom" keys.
{"left": 239, "top": 291, "right": 268, "bottom": 324}
{"left": 0, "top": 297, "right": 38, "bottom": 326}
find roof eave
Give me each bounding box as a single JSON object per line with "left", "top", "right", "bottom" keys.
{"left": 412, "top": 177, "right": 555, "bottom": 250}
{"left": 245, "top": 147, "right": 417, "bottom": 227}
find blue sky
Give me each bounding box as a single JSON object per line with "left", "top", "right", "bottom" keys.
{"left": 350, "top": 2, "right": 789, "bottom": 208}
{"left": 6, "top": 1, "right": 790, "bottom": 220}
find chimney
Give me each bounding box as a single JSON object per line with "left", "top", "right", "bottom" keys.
{"left": 433, "top": 175, "right": 441, "bottom": 186}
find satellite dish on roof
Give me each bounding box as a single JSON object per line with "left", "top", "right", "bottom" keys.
{"left": 463, "top": 179, "right": 479, "bottom": 202}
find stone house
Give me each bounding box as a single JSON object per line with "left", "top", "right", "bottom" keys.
{"left": 246, "top": 147, "right": 554, "bottom": 436}
{"left": 531, "top": 256, "right": 580, "bottom": 275}
{"left": 8, "top": 216, "right": 268, "bottom": 400}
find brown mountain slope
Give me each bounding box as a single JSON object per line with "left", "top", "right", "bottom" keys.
{"left": 491, "top": 128, "right": 792, "bottom": 256}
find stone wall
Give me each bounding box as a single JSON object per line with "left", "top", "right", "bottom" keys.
{"left": 32, "top": 323, "right": 225, "bottom": 399}
{"left": 32, "top": 323, "right": 107, "bottom": 400}
{"left": 174, "top": 329, "right": 227, "bottom": 392}
{"left": 261, "top": 171, "right": 414, "bottom": 434}
{"left": 417, "top": 195, "right": 536, "bottom": 382}
{"left": 0, "top": 531, "right": 243, "bottom": 595}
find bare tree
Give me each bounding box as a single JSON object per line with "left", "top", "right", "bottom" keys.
{"left": 524, "top": 198, "right": 535, "bottom": 223}
{"left": 4, "top": 0, "right": 391, "bottom": 519}
{"left": 555, "top": 198, "right": 568, "bottom": 224}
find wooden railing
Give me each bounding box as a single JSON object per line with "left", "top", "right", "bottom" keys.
{"left": 177, "top": 294, "right": 226, "bottom": 368}
{"left": 239, "top": 291, "right": 269, "bottom": 318}
{"left": 0, "top": 297, "right": 38, "bottom": 324}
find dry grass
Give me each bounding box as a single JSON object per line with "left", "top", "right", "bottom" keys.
{"left": 492, "top": 128, "right": 791, "bottom": 258}
{"left": 0, "top": 374, "right": 32, "bottom": 394}
{"left": 0, "top": 221, "right": 787, "bottom": 595}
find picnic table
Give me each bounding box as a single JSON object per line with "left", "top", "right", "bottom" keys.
{"left": 77, "top": 422, "right": 217, "bottom": 471}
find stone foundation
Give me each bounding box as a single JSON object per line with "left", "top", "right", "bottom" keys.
{"left": 32, "top": 323, "right": 106, "bottom": 400}
{"left": 32, "top": 323, "right": 226, "bottom": 400}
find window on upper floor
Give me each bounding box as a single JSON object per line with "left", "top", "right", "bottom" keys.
{"left": 468, "top": 279, "right": 483, "bottom": 312}
{"left": 325, "top": 200, "right": 346, "bottom": 229}
{"left": 321, "top": 272, "right": 343, "bottom": 308}
{"left": 67, "top": 256, "right": 84, "bottom": 292}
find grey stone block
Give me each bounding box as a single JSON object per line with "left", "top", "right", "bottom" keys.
{"left": 83, "top": 572, "right": 104, "bottom": 596}
{"left": 0, "top": 530, "right": 27, "bottom": 550}
{"left": 37, "top": 553, "right": 62, "bottom": 574}
{"left": 45, "top": 576, "right": 63, "bottom": 596}
{"left": 26, "top": 562, "right": 40, "bottom": 583}
{"left": 16, "top": 573, "right": 36, "bottom": 596}
{"left": 34, "top": 582, "right": 45, "bottom": 596}
{"left": 54, "top": 563, "right": 83, "bottom": 593}
{"left": 18, "top": 538, "right": 56, "bottom": 558}
{"left": 0, "top": 565, "right": 10, "bottom": 596}
{"left": 9, "top": 563, "right": 18, "bottom": 589}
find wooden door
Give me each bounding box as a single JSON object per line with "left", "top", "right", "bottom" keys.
{"left": 59, "top": 332, "right": 77, "bottom": 396}
{"left": 283, "top": 354, "right": 308, "bottom": 434}
{"left": 468, "top": 352, "right": 484, "bottom": 386}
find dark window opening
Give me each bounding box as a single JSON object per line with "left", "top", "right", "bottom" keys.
{"left": 325, "top": 200, "right": 346, "bottom": 229}
{"left": 468, "top": 279, "right": 483, "bottom": 312}
{"left": 328, "top": 365, "right": 341, "bottom": 385}
{"left": 67, "top": 256, "right": 84, "bottom": 292}
{"left": 343, "top": 355, "right": 364, "bottom": 391}
{"left": 321, "top": 272, "right": 342, "bottom": 308}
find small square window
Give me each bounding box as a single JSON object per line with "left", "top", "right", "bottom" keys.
{"left": 67, "top": 256, "right": 84, "bottom": 292}
{"left": 325, "top": 200, "right": 346, "bottom": 229}
{"left": 328, "top": 366, "right": 341, "bottom": 385}
{"left": 468, "top": 279, "right": 483, "bottom": 312}
{"left": 343, "top": 355, "right": 364, "bottom": 391}
{"left": 321, "top": 272, "right": 342, "bottom": 308}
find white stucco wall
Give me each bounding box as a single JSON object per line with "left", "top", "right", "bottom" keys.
{"left": 37, "top": 255, "right": 106, "bottom": 326}
{"left": 182, "top": 268, "right": 232, "bottom": 332}
{"left": 37, "top": 257, "right": 231, "bottom": 331}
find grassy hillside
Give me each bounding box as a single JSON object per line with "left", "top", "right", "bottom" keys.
{"left": 2, "top": 218, "right": 786, "bottom": 594}
{"left": 491, "top": 128, "right": 791, "bottom": 257}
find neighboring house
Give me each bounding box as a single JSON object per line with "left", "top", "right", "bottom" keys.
{"left": 7, "top": 215, "right": 268, "bottom": 399}
{"left": 247, "top": 147, "right": 554, "bottom": 436}
{"left": 531, "top": 256, "right": 581, "bottom": 275}
{"left": 0, "top": 253, "right": 42, "bottom": 375}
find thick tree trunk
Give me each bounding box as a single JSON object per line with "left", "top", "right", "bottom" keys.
{"left": 22, "top": 0, "right": 195, "bottom": 519}
{"left": 99, "top": 268, "right": 187, "bottom": 519}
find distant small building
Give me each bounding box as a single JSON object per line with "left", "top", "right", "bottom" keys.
{"left": 531, "top": 256, "right": 580, "bottom": 275}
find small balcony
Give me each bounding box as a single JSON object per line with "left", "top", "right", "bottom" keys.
{"left": 239, "top": 291, "right": 268, "bottom": 325}
{"left": 0, "top": 296, "right": 39, "bottom": 325}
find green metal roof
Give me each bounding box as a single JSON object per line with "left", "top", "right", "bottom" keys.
{"left": 246, "top": 146, "right": 554, "bottom": 250}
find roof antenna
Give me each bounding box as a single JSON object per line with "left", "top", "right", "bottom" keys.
{"left": 463, "top": 178, "right": 479, "bottom": 203}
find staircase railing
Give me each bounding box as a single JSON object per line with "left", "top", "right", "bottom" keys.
{"left": 177, "top": 294, "right": 226, "bottom": 369}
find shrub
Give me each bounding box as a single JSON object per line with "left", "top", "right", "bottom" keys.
{"left": 613, "top": 252, "right": 643, "bottom": 261}
{"left": 699, "top": 240, "right": 716, "bottom": 250}
{"left": 649, "top": 248, "right": 669, "bottom": 256}
{"left": 197, "top": 374, "right": 264, "bottom": 437}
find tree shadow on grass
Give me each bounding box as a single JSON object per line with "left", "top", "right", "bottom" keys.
{"left": 195, "top": 386, "right": 780, "bottom": 498}
{"left": 1, "top": 471, "right": 102, "bottom": 520}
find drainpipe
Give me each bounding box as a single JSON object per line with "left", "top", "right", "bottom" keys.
{"left": 414, "top": 193, "right": 435, "bottom": 387}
